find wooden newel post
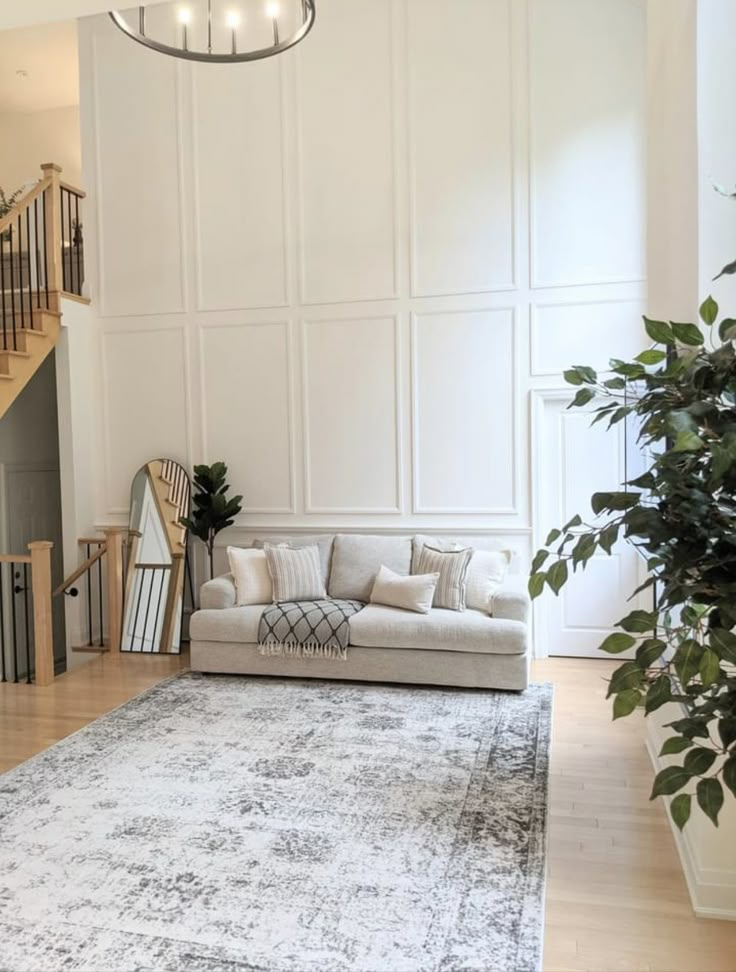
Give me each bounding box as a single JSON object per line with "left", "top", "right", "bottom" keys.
{"left": 104, "top": 529, "right": 125, "bottom": 653}
{"left": 40, "top": 162, "right": 62, "bottom": 312}
{"left": 29, "top": 541, "right": 54, "bottom": 687}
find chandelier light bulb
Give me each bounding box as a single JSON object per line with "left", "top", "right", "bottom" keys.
{"left": 266, "top": 3, "right": 280, "bottom": 18}
{"left": 178, "top": 6, "right": 192, "bottom": 24}
{"left": 226, "top": 10, "right": 241, "bottom": 28}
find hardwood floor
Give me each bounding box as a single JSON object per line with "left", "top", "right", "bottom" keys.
{"left": 1, "top": 652, "right": 735, "bottom": 971}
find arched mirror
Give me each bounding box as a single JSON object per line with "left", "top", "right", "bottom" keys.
{"left": 121, "top": 459, "right": 191, "bottom": 654}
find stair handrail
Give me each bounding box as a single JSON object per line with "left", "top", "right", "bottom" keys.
{"left": 0, "top": 177, "right": 52, "bottom": 238}
{"left": 53, "top": 543, "right": 107, "bottom": 597}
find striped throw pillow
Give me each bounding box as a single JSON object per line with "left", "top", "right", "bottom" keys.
{"left": 415, "top": 544, "right": 473, "bottom": 612}
{"left": 263, "top": 543, "right": 326, "bottom": 602}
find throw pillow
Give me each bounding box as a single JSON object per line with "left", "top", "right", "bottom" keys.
{"left": 263, "top": 543, "right": 326, "bottom": 602}
{"left": 227, "top": 546, "right": 273, "bottom": 606}
{"left": 369, "top": 564, "right": 440, "bottom": 615}
{"left": 465, "top": 549, "right": 512, "bottom": 613}
{"left": 411, "top": 534, "right": 462, "bottom": 573}
{"left": 415, "top": 544, "right": 473, "bottom": 612}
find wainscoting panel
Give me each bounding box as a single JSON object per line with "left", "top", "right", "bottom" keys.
{"left": 532, "top": 390, "right": 644, "bottom": 657}
{"left": 528, "top": 0, "right": 646, "bottom": 289}
{"left": 91, "top": 28, "right": 185, "bottom": 317}
{"left": 530, "top": 297, "right": 646, "bottom": 376}
{"left": 192, "top": 61, "right": 288, "bottom": 311}
{"left": 295, "top": 0, "right": 397, "bottom": 304}
{"left": 407, "top": 0, "right": 514, "bottom": 297}
{"left": 412, "top": 309, "right": 516, "bottom": 514}
{"left": 101, "top": 329, "right": 189, "bottom": 512}
{"left": 303, "top": 316, "right": 400, "bottom": 513}
{"left": 200, "top": 322, "right": 294, "bottom": 514}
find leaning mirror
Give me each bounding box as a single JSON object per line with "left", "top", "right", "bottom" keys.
{"left": 121, "top": 459, "right": 190, "bottom": 653}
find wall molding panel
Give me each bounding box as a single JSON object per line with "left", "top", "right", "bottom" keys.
{"left": 79, "top": 0, "right": 648, "bottom": 627}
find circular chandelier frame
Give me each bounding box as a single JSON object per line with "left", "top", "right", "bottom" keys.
{"left": 109, "top": 1, "right": 316, "bottom": 63}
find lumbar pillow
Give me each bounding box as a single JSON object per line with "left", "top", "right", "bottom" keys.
{"left": 369, "top": 564, "right": 439, "bottom": 615}
{"left": 465, "top": 549, "right": 512, "bottom": 613}
{"left": 263, "top": 543, "right": 326, "bottom": 602}
{"left": 227, "top": 546, "right": 273, "bottom": 606}
{"left": 415, "top": 544, "right": 473, "bottom": 611}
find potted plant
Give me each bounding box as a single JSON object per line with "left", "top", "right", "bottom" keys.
{"left": 528, "top": 295, "right": 736, "bottom": 830}
{"left": 180, "top": 461, "right": 243, "bottom": 579}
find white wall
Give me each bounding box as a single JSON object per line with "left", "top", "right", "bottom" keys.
{"left": 0, "top": 105, "right": 81, "bottom": 191}
{"left": 76, "top": 0, "right": 647, "bottom": 638}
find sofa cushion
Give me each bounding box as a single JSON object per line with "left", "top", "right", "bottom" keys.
{"left": 328, "top": 534, "right": 412, "bottom": 601}
{"left": 251, "top": 534, "right": 334, "bottom": 584}
{"left": 190, "top": 606, "right": 265, "bottom": 644}
{"left": 348, "top": 604, "right": 526, "bottom": 656}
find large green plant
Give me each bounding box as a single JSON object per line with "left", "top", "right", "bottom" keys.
{"left": 528, "top": 298, "right": 736, "bottom": 830}
{"left": 180, "top": 462, "right": 242, "bottom": 578}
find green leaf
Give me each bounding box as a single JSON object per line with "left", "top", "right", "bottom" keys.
{"left": 696, "top": 777, "right": 724, "bottom": 826}
{"left": 670, "top": 793, "right": 692, "bottom": 831}
{"left": 644, "top": 675, "right": 672, "bottom": 714}
{"left": 562, "top": 514, "right": 583, "bottom": 531}
{"left": 598, "top": 523, "right": 620, "bottom": 555}
{"left": 673, "top": 640, "right": 704, "bottom": 685}
{"left": 545, "top": 528, "right": 561, "bottom": 545}
{"left": 651, "top": 765, "right": 692, "bottom": 798}
{"left": 699, "top": 649, "right": 721, "bottom": 688}
{"left": 528, "top": 572, "right": 546, "bottom": 599}
{"left": 603, "top": 376, "right": 626, "bottom": 390}
{"left": 718, "top": 317, "right": 736, "bottom": 341}
{"left": 613, "top": 689, "right": 641, "bottom": 720}
{"left": 668, "top": 717, "right": 710, "bottom": 740}
{"left": 530, "top": 550, "right": 549, "bottom": 573}
{"left": 723, "top": 756, "right": 736, "bottom": 800}
{"left": 571, "top": 533, "right": 596, "bottom": 567}
{"left": 671, "top": 321, "right": 705, "bottom": 346}
{"left": 659, "top": 736, "right": 694, "bottom": 757}
{"left": 714, "top": 259, "right": 736, "bottom": 281}
{"left": 570, "top": 387, "right": 595, "bottom": 408}
{"left": 636, "top": 638, "right": 666, "bottom": 669}
{"left": 546, "top": 560, "right": 568, "bottom": 595}
{"left": 710, "top": 628, "right": 736, "bottom": 665}
{"left": 608, "top": 661, "right": 644, "bottom": 696}
{"left": 635, "top": 349, "right": 667, "bottom": 365}
{"left": 644, "top": 317, "right": 675, "bottom": 345}
{"left": 699, "top": 296, "right": 719, "bottom": 325}
{"left": 684, "top": 747, "right": 717, "bottom": 777}
{"left": 617, "top": 609, "right": 657, "bottom": 633}
{"left": 591, "top": 491, "right": 641, "bottom": 514}
{"left": 599, "top": 632, "right": 637, "bottom": 654}
{"left": 672, "top": 430, "right": 705, "bottom": 452}
{"left": 718, "top": 719, "right": 736, "bottom": 750}
{"left": 563, "top": 368, "right": 582, "bottom": 386}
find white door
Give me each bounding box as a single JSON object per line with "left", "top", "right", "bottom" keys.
{"left": 532, "top": 390, "right": 648, "bottom": 658}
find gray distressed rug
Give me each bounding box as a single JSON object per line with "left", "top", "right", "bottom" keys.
{"left": 0, "top": 674, "right": 551, "bottom": 972}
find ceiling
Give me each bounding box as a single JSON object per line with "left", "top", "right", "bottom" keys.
{"left": 0, "top": 1, "right": 170, "bottom": 31}
{"left": 0, "top": 21, "right": 79, "bottom": 113}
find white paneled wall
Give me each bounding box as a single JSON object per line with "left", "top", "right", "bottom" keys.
{"left": 78, "top": 0, "right": 647, "bottom": 653}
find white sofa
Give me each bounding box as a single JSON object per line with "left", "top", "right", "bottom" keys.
{"left": 190, "top": 533, "right": 531, "bottom": 691}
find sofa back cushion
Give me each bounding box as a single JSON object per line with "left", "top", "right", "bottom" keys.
{"left": 251, "top": 534, "right": 334, "bottom": 585}
{"left": 328, "top": 534, "right": 412, "bottom": 601}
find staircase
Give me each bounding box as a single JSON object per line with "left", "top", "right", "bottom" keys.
{"left": 0, "top": 163, "right": 87, "bottom": 419}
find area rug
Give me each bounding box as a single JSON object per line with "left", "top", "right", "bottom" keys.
{"left": 0, "top": 674, "right": 552, "bottom": 972}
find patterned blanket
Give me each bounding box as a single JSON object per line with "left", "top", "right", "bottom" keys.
{"left": 257, "top": 599, "right": 365, "bottom": 661}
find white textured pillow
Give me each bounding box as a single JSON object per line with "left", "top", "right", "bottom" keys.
{"left": 263, "top": 543, "right": 326, "bottom": 601}
{"left": 227, "top": 547, "right": 273, "bottom": 606}
{"left": 465, "top": 549, "right": 512, "bottom": 613}
{"left": 370, "top": 564, "right": 439, "bottom": 615}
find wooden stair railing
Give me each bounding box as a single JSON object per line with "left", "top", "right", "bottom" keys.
{"left": 54, "top": 529, "right": 127, "bottom": 655}
{"left": 0, "top": 541, "right": 54, "bottom": 687}
{"left": 0, "top": 162, "right": 87, "bottom": 420}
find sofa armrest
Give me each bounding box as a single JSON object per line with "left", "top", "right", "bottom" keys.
{"left": 200, "top": 573, "right": 237, "bottom": 610}
{"left": 491, "top": 586, "right": 530, "bottom": 625}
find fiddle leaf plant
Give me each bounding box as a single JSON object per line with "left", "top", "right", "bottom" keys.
{"left": 529, "top": 298, "right": 736, "bottom": 830}
{"left": 180, "top": 461, "right": 242, "bottom": 579}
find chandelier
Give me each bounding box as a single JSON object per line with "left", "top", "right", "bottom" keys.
{"left": 109, "top": 0, "right": 316, "bottom": 63}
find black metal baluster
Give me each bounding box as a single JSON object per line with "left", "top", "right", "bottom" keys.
{"left": 86, "top": 543, "right": 93, "bottom": 646}
{"left": 60, "top": 188, "right": 66, "bottom": 292}
{"left": 75, "top": 194, "right": 81, "bottom": 295}
{"left": 23, "top": 564, "right": 31, "bottom": 684}
{"left": 0, "top": 563, "right": 5, "bottom": 682}
{"left": 141, "top": 567, "right": 155, "bottom": 652}
{"left": 97, "top": 547, "right": 104, "bottom": 647}
{"left": 67, "top": 190, "right": 73, "bottom": 292}
{"left": 42, "top": 191, "right": 49, "bottom": 308}
{"left": 11, "top": 564, "right": 18, "bottom": 683}
{"left": 34, "top": 198, "right": 41, "bottom": 311}
{"left": 9, "top": 225, "right": 16, "bottom": 350}
{"left": 25, "top": 207, "right": 33, "bottom": 331}
{"left": 131, "top": 568, "right": 145, "bottom": 652}
{"left": 151, "top": 569, "right": 165, "bottom": 649}
{"left": 17, "top": 214, "right": 24, "bottom": 334}
{"left": 1, "top": 232, "right": 7, "bottom": 350}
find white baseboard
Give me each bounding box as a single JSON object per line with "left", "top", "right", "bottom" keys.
{"left": 645, "top": 721, "right": 736, "bottom": 920}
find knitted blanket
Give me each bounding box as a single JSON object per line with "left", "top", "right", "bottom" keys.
{"left": 257, "top": 599, "right": 365, "bottom": 661}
